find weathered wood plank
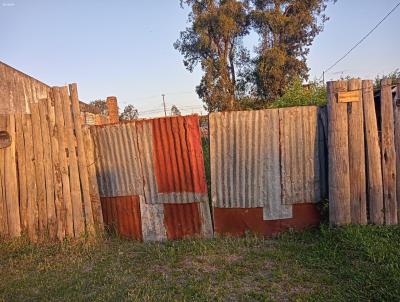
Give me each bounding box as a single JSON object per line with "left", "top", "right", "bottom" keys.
{"left": 394, "top": 79, "right": 400, "bottom": 222}
{"left": 60, "top": 86, "right": 85, "bottom": 236}
{"left": 47, "top": 92, "right": 65, "bottom": 240}
{"left": 380, "top": 78, "right": 397, "bottom": 225}
{"left": 38, "top": 99, "right": 57, "bottom": 238}
{"left": 347, "top": 79, "right": 367, "bottom": 224}
{"left": 0, "top": 115, "right": 9, "bottom": 237}
{"left": 31, "top": 103, "right": 47, "bottom": 237}
{"left": 69, "top": 84, "right": 95, "bottom": 234}
{"left": 82, "top": 127, "right": 104, "bottom": 230}
{"left": 15, "top": 113, "right": 28, "bottom": 232}
{"left": 363, "top": 80, "right": 384, "bottom": 224}
{"left": 52, "top": 87, "right": 74, "bottom": 237}
{"left": 327, "top": 80, "right": 351, "bottom": 225}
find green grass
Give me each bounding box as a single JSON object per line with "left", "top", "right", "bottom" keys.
{"left": 1, "top": 225, "right": 400, "bottom": 301}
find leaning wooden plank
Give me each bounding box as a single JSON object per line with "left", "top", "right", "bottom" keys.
{"left": 327, "top": 80, "right": 351, "bottom": 225}
{"left": 347, "top": 79, "right": 367, "bottom": 224}
{"left": 82, "top": 127, "right": 104, "bottom": 230}
{"left": 38, "top": 99, "right": 57, "bottom": 238}
{"left": 15, "top": 113, "right": 28, "bottom": 233}
{"left": 395, "top": 79, "right": 400, "bottom": 223}
{"left": 362, "top": 80, "right": 384, "bottom": 224}
{"left": 69, "top": 84, "right": 95, "bottom": 235}
{"left": 0, "top": 115, "right": 9, "bottom": 237}
{"left": 47, "top": 93, "right": 65, "bottom": 241}
{"left": 31, "top": 103, "right": 48, "bottom": 238}
{"left": 52, "top": 87, "right": 74, "bottom": 237}
{"left": 60, "top": 86, "right": 85, "bottom": 236}
{"left": 380, "top": 79, "right": 397, "bottom": 225}
{"left": 4, "top": 115, "right": 21, "bottom": 237}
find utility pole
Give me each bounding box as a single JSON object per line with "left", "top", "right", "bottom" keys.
{"left": 162, "top": 94, "right": 167, "bottom": 117}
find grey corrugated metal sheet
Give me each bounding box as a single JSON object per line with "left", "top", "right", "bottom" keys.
{"left": 280, "top": 106, "right": 322, "bottom": 205}
{"left": 210, "top": 110, "right": 290, "bottom": 219}
{"left": 90, "top": 123, "right": 143, "bottom": 198}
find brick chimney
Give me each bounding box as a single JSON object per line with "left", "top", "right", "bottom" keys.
{"left": 106, "top": 96, "right": 119, "bottom": 124}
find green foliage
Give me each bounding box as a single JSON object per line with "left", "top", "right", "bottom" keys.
{"left": 119, "top": 104, "right": 139, "bottom": 121}
{"left": 1, "top": 225, "right": 400, "bottom": 301}
{"left": 89, "top": 99, "right": 107, "bottom": 115}
{"left": 374, "top": 69, "right": 400, "bottom": 89}
{"left": 170, "top": 105, "right": 182, "bottom": 116}
{"left": 176, "top": 0, "right": 333, "bottom": 111}
{"left": 268, "top": 77, "right": 327, "bottom": 108}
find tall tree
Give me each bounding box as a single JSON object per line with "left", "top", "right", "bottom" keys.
{"left": 89, "top": 99, "right": 108, "bottom": 115}
{"left": 120, "top": 104, "right": 139, "bottom": 121}
{"left": 174, "top": 0, "right": 250, "bottom": 112}
{"left": 250, "top": 0, "right": 331, "bottom": 102}
{"left": 171, "top": 105, "right": 182, "bottom": 116}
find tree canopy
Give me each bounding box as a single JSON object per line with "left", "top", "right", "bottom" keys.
{"left": 175, "top": 0, "right": 333, "bottom": 111}
{"left": 171, "top": 105, "right": 182, "bottom": 116}
{"left": 120, "top": 104, "right": 139, "bottom": 121}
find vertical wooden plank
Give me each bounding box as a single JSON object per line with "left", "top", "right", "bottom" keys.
{"left": 31, "top": 103, "right": 47, "bottom": 237}
{"left": 327, "top": 80, "right": 351, "bottom": 225}
{"left": 83, "top": 127, "right": 104, "bottom": 230}
{"left": 363, "top": 80, "right": 384, "bottom": 224}
{"left": 0, "top": 115, "right": 9, "bottom": 237}
{"left": 60, "top": 86, "right": 85, "bottom": 236}
{"left": 394, "top": 79, "right": 400, "bottom": 223}
{"left": 69, "top": 83, "right": 95, "bottom": 235}
{"left": 38, "top": 99, "right": 57, "bottom": 238}
{"left": 380, "top": 78, "right": 397, "bottom": 225}
{"left": 22, "top": 114, "right": 38, "bottom": 241}
{"left": 347, "top": 79, "right": 367, "bottom": 224}
{"left": 52, "top": 87, "right": 74, "bottom": 237}
{"left": 47, "top": 92, "right": 65, "bottom": 240}
{"left": 15, "top": 113, "right": 28, "bottom": 232}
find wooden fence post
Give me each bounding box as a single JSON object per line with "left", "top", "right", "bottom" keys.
{"left": 380, "top": 78, "right": 397, "bottom": 224}
{"left": 69, "top": 83, "right": 95, "bottom": 235}
{"left": 347, "top": 79, "right": 367, "bottom": 224}
{"left": 327, "top": 80, "right": 351, "bottom": 225}
{"left": 394, "top": 79, "right": 400, "bottom": 222}
{"left": 363, "top": 80, "right": 384, "bottom": 224}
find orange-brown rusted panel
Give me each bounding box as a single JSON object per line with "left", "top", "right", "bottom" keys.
{"left": 100, "top": 196, "right": 142, "bottom": 240}
{"left": 213, "top": 204, "right": 320, "bottom": 237}
{"left": 152, "top": 116, "right": 207, "bottom": 194}
{"left": 163, "top": 203, "right": 202, "bottom": 240}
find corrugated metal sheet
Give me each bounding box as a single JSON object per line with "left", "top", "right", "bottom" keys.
{"left": 163, "top": 203, "right": 202, "bottom": 240}
{"left": 213, "top": 204, "right": 320, "bottom": 237}
{"left": 139, "top": 196, "right": 167, "bottom": 241}
{"left": 279, "top": 106, "right": 322, "bottom": 205}
{"left": 90, "top": 123, "right": 143, "bottom": 198}
{"left": 101, "top": 195, "right": 142, "bottom": 240}
{"left": 210, "top": 109, "right": 292, "bottom": 220}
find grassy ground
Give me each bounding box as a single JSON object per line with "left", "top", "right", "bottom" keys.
{"left": 1, "top": 225, "right": 400, "bottom": 301}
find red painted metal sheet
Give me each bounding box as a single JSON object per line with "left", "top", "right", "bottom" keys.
{"left": 101, "top": 196, "right": 142, "bottom": 240}
{"left": 163, "top": 203, "right": 202, "bottom": 240}
{"left": 213, "top": 203, "right": 320, "bottom": 237}
{"left": 152, "top": 116, "right": 207, "bottom": 194}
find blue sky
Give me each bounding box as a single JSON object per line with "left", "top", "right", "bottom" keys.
{"left": 1, "top": 0, "right": 399, "bottom": 117}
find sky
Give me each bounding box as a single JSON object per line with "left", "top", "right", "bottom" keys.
{"left": 0, "top": 0, "right": 399, "bottom": 117}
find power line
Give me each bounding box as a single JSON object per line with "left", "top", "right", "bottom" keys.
{"left": 323, "top": 1, "right": 400, "bottom": 77}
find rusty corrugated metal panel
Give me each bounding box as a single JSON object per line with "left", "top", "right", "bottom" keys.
{"left": 279, "top": 106, "right": 322, "bottom": 205}
{"left": 210, "top": 110, "right": 291, "bottom": 220}
{"left": 163, "top": 203, "right": 202, "bottom": 240}
{"left": 101, "top": 195, "right": 142, "bottom": 240}
{"left": 136, "top": 117, "right": 209, "bottom": 204}
{"left": 90, "top": 123, "right": 143, "bottom": 197}
{"left": 213, "top": 204, "right": 320, "bottom": 237}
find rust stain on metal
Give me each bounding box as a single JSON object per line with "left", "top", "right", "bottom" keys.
{"left": 101, "top": 195, "right": 142, "bottom": 240}
{"left": 152, "top": 115, "right": 207, "bottom": 194}
{"left": 163, "top": 203, "right": 202, "bottom": 240}
{"left": 213, "top": 204, "right": 320, "bottom": 237}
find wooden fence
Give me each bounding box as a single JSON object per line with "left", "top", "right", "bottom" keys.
{"left": 328, "top": 79, "right": 399, "bottom": 226}
{"left": 0, "top": 84, "right": 103, "bottom": 241}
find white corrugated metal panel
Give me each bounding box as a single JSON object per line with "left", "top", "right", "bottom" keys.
{"left": 210, "top": 110, "right": 287, "bottom": 216}
{"left": 139, "top": 196, "right": 167, "bottom": 241}
{"left": 90, "top": 123, "right": 143, "bottom": 197}
{"left": 279, "top": 106, "right": 322, "bottom": 205}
